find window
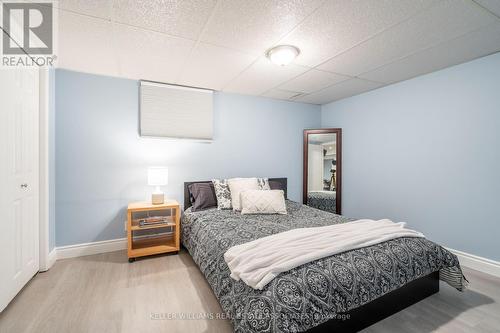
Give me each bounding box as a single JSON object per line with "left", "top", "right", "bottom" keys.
{"left": 140, "top": 81, "right": 213, "bottom": 140}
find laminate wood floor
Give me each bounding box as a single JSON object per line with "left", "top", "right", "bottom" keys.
{"left": 0, "top": 249, "right": 498, "bottom": 333}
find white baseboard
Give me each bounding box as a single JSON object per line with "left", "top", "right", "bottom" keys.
{"left": 447, "top": 247, "right": 500, "bottom": 278}
{"left": 50, "top": 239, "right": 500, "bottom": 279}
{"left": 56, "top": 238, "right": 127, "bottom": 260}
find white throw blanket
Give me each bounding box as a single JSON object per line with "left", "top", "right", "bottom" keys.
{"left": 224, "top": 219, "right": 425, "bottom": 290}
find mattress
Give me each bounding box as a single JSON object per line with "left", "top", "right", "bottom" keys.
{"left": 181, "top": 200, "right": 464, "bottom": 333}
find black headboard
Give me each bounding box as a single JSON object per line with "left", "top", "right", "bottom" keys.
{"left": 184, "top": 178, "right": 288, "bottom": 209}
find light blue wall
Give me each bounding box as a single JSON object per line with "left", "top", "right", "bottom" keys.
{"left": 55, "top": 69, "right": 320, "bottom": 247}
{"left": 321, "top": 52, "right": 500, "bottom": 261}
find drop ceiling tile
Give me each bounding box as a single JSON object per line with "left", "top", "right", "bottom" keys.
{"left": 113, "top": 23, "right": 195, "bottom": 83}
{"left": 262, "top": 89, "right": 304, "bottom": 100}
{"left": 200, "top": 0, "right": 324, "bottom": 55}
{"left": 278, "top": 69, "right": 350, "bottom": 93}
{"left": 223, "top": 58, "right": 309, "bottom": 96}
{"left": 359, "top": 23, "right": 500, "bottom": 84}
{"left": 280, "top": 0, "right": 438, "bottom": 67}
{"left": 56, "top": 0, "right": 112, "bottom": 20}
{"left": 177, "top": 42, "right": 256, "bottom": 90}
{"left": 318, "top": 0, "right": 498, "bottom": 76}
{"left": 474, "top": 0, "right": 500, "bottom": 17}
{"left": 295, "top": 78, "right": 384, "bottom": 104}
{"left": 112, "top": 0, "right": 217, "bottom": 40}
{"left": 57, "top": 10, "right": 119, "bottom": 77}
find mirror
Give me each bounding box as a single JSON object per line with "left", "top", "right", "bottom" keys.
{"left": 303, "top": 129, "right": 342, "bottom": 214}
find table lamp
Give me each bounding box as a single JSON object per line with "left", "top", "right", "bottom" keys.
{"left": 148, "top": 167, "right": 168, "bottom": 205}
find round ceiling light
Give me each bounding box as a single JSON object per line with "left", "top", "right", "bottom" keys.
{"left": 266, "top": 45, "right": 300, "bottom": 66}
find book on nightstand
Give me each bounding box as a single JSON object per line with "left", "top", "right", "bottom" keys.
{"left": 138, "top": 216, "right": 171, "bottom": 227}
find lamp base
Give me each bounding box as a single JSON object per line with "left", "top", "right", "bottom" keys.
{"left": 151, "top": 193, "right": 165, "bottom": 205}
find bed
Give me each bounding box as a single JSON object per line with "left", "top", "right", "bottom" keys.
{"left": 307, "top": 191, "right": 336, "bottom": 213}
{"left": 181, "top": 178, "right": 465, "bottom": 332}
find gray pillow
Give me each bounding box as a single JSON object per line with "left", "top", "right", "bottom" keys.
{"left": 188, "top": 183, "right": 217, "bottom": 212}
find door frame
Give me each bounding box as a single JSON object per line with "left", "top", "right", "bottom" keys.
{"left": 38, "top": 68, "right": 52, "bottom": 271}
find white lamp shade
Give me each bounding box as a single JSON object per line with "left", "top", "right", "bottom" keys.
{"left": 148, "top": 167, "right": 168, "bottom": 186}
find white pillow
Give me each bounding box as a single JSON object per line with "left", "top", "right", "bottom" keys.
{"left": 240, "top": 190, "right": 287, "bottom": 215}
{"left": 227, "top": 178, "right": 259, "bottom": 211}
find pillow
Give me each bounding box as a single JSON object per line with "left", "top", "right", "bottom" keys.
{"left": 188, "top": 183, "right": 217, "bottom": 212}
{"left": 212, "top": 179, "right": 232, "bottom": 210}
{"left": 240, "top": 190, "right": 287, "bottom": 215}
{"left": 228, "top": 178, "right": 260, "bottom": 211}
{"left": 257, "top": 178, "right": 271, "bottom": 190}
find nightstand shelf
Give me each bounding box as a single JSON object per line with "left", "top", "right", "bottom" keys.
{"left": 127, "top": 200, "right": 180, "bottom": 261}
{"left": 130, "top": 219, "right": 175, "bottom": 231}
{"left": 131, "top": 235, "right": 177, "bottom": 253}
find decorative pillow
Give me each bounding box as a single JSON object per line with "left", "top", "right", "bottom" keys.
{"left": 227, "top": 178, "right": 260, "bottom": 211}
{"left": 212, "top": 179, "right": 232, "bottom": 210}
{"left": 188, "top": 183, "right": 217, "bottom": 212}
{"left": 240, "top": 190, "right": 287, "bottom": 215}
{"left": 257, "top": 178, "right": 271, "bottom": 190}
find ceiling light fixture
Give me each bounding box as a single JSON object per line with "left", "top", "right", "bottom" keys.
{"left": 266, "top": 45, "right": 300, "bottom": 66}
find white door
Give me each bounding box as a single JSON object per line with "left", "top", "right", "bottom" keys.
{"left": 0, "top": 68, "right": 40, "bottom": 312}
{"left": 308, "top": 144, "right": 324, "bottom": 192}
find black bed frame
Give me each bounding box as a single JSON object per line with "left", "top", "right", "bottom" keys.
{"left": 308, "top": 271, "right": 439, "bottom": 332}
{"left": 183, "top": 178, "right": 439, "bottom": 332}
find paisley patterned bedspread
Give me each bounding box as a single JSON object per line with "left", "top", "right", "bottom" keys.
{"left": 307, "top": 191, "right": 336, "bottom": 213}
{"left": 181, "top": 201, "right": 465, "bottom": 333}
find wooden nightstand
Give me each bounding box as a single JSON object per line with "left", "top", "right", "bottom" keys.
{"left": 127, "top": 200, "right": 180, "bottom": 262}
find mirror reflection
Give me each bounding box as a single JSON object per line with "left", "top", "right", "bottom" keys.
{"left": 304, "top": 129, "right": 341, "bottom": 214}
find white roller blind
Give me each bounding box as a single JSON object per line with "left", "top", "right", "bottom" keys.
{"left": 140, "top": 81, "right": 213, "bottom": 140}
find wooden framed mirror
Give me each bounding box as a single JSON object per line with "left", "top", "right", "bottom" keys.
{"left": 303, "top": 128, "right": 342, "bottom": 215}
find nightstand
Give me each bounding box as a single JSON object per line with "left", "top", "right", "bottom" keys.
{"left": 127, "top": 200, "right": 180, "bottom": 262}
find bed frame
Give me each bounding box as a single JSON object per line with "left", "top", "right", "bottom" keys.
{"left": 183, "top": 177, "right": 439, "bottom": 332}
{"left": 308, "top": 271, "right": 439, "bottom": 332}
